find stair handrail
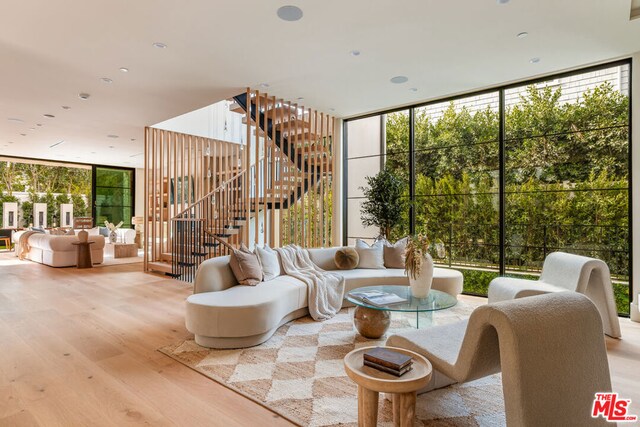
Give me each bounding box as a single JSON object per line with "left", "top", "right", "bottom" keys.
{"left": 173, "top": 169, "right": 247, "bottom": 219}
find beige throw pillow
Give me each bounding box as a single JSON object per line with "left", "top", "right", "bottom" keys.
{"left": 229, "top": 244, "right": 263, "bottom": 286}
{"left": 355, "top": 239, "right": 385, "bottom": 269}
{"left": 334, "top": 247, "right": 359, "bottom": 270}
{"left": 382, "top": 237, "right": 408, "bottom": 268}
{"left": 256, "top": 245, "right": 281, "bottom": 281}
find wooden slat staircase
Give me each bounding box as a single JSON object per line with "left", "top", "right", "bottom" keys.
{"left": 146, "top": 89, "right": 334, "bottom": 281}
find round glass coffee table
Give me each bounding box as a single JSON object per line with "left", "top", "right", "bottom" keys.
{"left": 345, "top": 285, "right": 458, "bottom": 338}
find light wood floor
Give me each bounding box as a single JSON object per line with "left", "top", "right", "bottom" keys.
{"left": 1, "top": 253, "right": 639, "bottom": 426}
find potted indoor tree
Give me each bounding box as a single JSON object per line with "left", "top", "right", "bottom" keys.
{"left": 405, "top": 234, "right": 445, "bottom": 298}
{"left": 359, "top": 168, "right": 405, "bottom": 239}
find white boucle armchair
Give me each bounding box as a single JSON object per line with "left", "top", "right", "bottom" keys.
{"left": 387, "top": 293, "right": 612, "bottom": 427}
{"left": 487, "top": 251, "right": 621, "bottom": 338}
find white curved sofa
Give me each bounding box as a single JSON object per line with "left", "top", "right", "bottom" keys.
{"left": 13, "top": 231, "right": 105, "bottom": 267}
{"left": 186, "top": 247, "right": 464, "bottom": 349}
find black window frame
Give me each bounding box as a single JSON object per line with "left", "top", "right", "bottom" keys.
{"left": 91, "top": 164, "right": 136, "bottom": 228}
{"left": 343, "top": 58, "right": 633, "bottom": 316}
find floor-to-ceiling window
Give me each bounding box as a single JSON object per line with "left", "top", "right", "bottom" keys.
{"left": 344, "top": 61, "right": 631, "bottom": 315}
{"left": 93, "top": 166, "right": 135, "bottom": 228}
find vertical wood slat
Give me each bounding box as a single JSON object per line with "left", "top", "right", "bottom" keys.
{"left": 244, "top": 88, "right": 251, "bottom": 245}
{"left": 315, "top": 110, "right": 321, "bottom": 247}
{"left": 278, "top": 98, "right": 285, "bottom": 248}
{"left": 325, "top": 115, "right": 329, "bottom": 244}
{"left": 151, "top": 128, "right": 157, "bottom": 262}
{"left": 316, "top": 113, "right": 325, "bottom": 246}
{"left": 158, "top": 132, "right": 166, "bottom": 254}
{"left": 262, "top": 95, "right": 269, "bottom": 246}
{"left": 270, "top": 95, "right": 276, "bottom": 248}
{"left": 254, "top": 91, "right": 260, "bottom": 246}
{"left": 293, "top": 102, "right": 299, "bottom": 246}
{"left": 306, "top": 107, "right": 312, "bottom": 248}
{"left": 143, "top": 127, "right": 149, "bottom": 270}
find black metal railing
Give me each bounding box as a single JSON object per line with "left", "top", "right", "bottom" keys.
{"left": 171, "top": 171, "right": 246, "bottom": 281}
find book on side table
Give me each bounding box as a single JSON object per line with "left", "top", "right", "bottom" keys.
{"left": 363, "top": 347, "right": 413, "bottom": 377}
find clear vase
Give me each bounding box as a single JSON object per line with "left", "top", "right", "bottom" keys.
{"left": 409, "top": 253, "right": 434, "bottom": 298}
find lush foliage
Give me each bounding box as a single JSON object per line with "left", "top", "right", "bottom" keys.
{"left": 382, "top": 81, "right": 630, "bottom": 314}
{"left": 359, "top": 168, "right": 407, "bottom": 238}
{"left": 0, "top": 160, "right": 92, "bottom": 227}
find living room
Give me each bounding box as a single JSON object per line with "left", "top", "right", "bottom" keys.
{"left": 1, "top": 1, "right": 640, "bottom": 426}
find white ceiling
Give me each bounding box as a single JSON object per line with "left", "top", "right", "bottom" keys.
{"left": 1, "top": 0, "right": 639, "bottom": 168}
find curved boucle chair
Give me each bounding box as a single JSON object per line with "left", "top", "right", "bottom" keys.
{"left": 488, "top": 251, "right": 621, "bottom": 338}
{"left": 387, "top": 292, "right": 612, "bottom": 427}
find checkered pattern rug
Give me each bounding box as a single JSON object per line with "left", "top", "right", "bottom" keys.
{"left": 159, "top": 304, "right": 505, "bottom": 426}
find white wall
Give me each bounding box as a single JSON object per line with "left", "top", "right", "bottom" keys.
{"left": 153, "top": 100, "right": 245, "bottom": 144}
{"left": 344, "top": 115, "right": 383, "bottom": 244}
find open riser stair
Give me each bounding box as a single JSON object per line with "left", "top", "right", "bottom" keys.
{"left": 144, "top": 88, "right": 336, "bottom": 281}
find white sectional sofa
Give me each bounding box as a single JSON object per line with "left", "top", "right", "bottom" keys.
{"left": 13, "top": 230, "right": 105, "bottom": 267}
{"left": 186, "top": 247, "right": 464, "bottom": 349}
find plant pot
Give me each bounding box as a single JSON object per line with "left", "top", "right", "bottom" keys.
{"left": 408, "top": 253, "right": 434, "bottom": 298}
{"left": 109, "top": 230, "right": 118, "bottom": 244}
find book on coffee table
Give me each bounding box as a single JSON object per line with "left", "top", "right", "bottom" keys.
{"left": 350, "top": 291, "right": 407, "bottom": 307}
{"left": 363, "top": 360, "right": 413, "bottom": 377}
{"left": 363, "top": 347, "right": 413, "bottom": 370}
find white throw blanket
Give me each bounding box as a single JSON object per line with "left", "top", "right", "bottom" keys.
{"left": 275, "top": 245, "right": 345, "bottom": 321}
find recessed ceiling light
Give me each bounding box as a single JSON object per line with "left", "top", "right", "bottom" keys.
{"left": 29, "top": 127, "right": 35, "bottom": 130}
{"left": 91, "top": 151, "right": 96, "bottom": 154}
{"left": 107, "top": 134, "right": 119, "bottom": 139}
{"left": 62, "top": 105, "right": 71, "bottom": 110}
{"left": 129, "top": 153, "right": 143, "bottom": 157}
{"left": 277, "top": 5, "right": 303, "bottom": 21}
{"left": 130, "top": 138, "right": 136, "bottom": 141}
{"left": 49, "top": 140, "right": 65, "bottom": 148}
{"left": 350, "top": 50, "right": 361, "bottom": 57}
{"left": 100, "top": 77, "right": 113, "bottom": 84}
{"left": 529, "top": 57, "right": 541, "bottom": 64}
{"left": 297, "top": 97, "right": 304, "bottom": 102}
{"left": 153, "top": 42, "right": 167, "bottom": 49}
{"left": 409, "top": 88, "right": 418, "bottom": 92}
{"left": 108, "top": 145, "right": 115, "bottom": 149}
{"left": 390, "top": 76, "right": 409, "bottom": 84}
{"left": 43, "top": 114, "right": 55, "bottom": 118}
{"left": 8, "top": 141, "right": 14, "bottom": 144}
{"left": 119, "top": 67, "right": 129, "bottom": 73}
{"left": 36, "top": 123, "right": 42, "bottom": 126}
{"left": 259, "top": 83, "right": 270, "bottom": 88}
{"left": 20, "top": 133, "right": 26, "bottom": 136}
{"left": 78, "top": 93, "right": 90, "bottom": 100}
{"left": 7, "top": 118, "right": 24, "bottom": 123}
{"left": 496, "top": 0, "right": 509, "bottom": 4}
{"left": 329, "top": 108, "right": 335, "bottom": 112}
{"left": 517, "top": 32, "right": 529, "bottom": 38}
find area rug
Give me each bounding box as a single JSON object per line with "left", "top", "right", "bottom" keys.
{"left": 159, "top": 303, "right": 505, "bottom": 427}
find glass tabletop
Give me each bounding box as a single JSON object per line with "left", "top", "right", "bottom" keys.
{"left": 346, "top": 285, "right": 457, "bottom": 312}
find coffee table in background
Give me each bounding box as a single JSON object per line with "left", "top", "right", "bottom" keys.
{"left": 345, "top": 285, "right": 458, "bottom": 338}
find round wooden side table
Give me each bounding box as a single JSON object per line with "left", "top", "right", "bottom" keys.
{"left": 344, "top": 346, "right": 432, "bottom": 427}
